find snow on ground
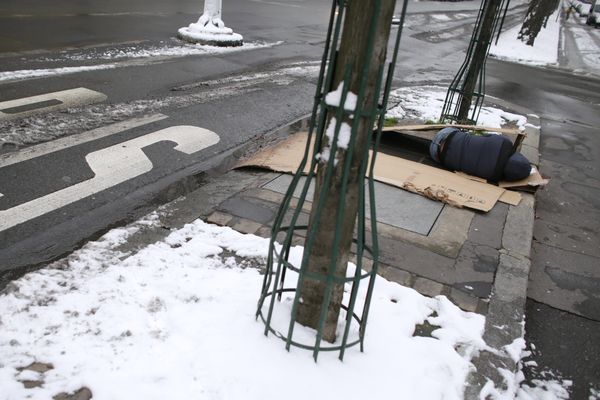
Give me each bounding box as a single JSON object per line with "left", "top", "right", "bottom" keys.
{"left": 490, "top": 11, "right": 561, "bottom": 66}
{"left": 482, "top": 369, "right": 572, "bottom": 400}
{"left": 0, "top": 215, "right": 488, "bottom": 400}
{"left": 386, "top": 85, "right": 528, "bottom": 129}
{"left": 430, "top": 13, "right": 452, "bottom": 22}
{"left": 0, "top": 41, "right": 282, "bottom": 83}
{"left": 517, "top": 379, "right": 571, "bottom": 400}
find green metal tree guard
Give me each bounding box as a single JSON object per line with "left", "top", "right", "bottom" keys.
{"left": 256, "top": 0, "right": 409, "bottom": 362}
{"left": 440, "top": 0, "right": 510, "bottom": 125}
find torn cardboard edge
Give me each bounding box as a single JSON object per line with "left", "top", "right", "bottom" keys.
{"left": 236, "top": 132, "right": 525, "bottom": 212}
{"left": 454, "top": 171, "right": 539, "bottom": 206}
{"left": 499, "top": 166, "right": 549, "bottom": 189}
{"left": 382, "top": 123, "right": 523, "bottom": 136}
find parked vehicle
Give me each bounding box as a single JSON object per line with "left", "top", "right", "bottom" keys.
{"left": 586, "top": 3, "right": 600, "bottom": 26}
{"left": 569, "top": 0, "right": 588, "bottom": 17}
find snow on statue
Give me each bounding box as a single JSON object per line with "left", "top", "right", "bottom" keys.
{"left": 178, "top": 0, "right": 243, "bottom": 47}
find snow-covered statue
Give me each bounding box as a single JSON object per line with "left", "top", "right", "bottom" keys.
{"left": 178, "top": 0, "right": 243, "bottom": 47}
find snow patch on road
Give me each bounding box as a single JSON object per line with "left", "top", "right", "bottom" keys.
{"left": 0, "top": 61, "right": 317, "bottom": 148}
{"left": 0, "top": 41, "right": 283, "bottom": 83}
{"left": 46, "top": 41, "right": 282, "bottom": 62}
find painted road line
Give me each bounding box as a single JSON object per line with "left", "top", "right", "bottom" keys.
{"left": 0, "top": 87, "right": 107, "bottom": 121}
{"left": 0, "top": 113, "right": 168, "bottom": 169}
{"left": 249, "top": 0, "right": 302, "bottom": 7}
{"left": 0, "top": 126, "right": 220, "bottom": 233}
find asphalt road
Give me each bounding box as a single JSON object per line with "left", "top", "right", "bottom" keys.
{"left": 487, "top": 58, "right": 600, "bottom": 398}
{"left": 0, "top": 0, "right": 333, "bottom": 279}
{"left": 2, "top": 0, "right": 525, "bottom": 281}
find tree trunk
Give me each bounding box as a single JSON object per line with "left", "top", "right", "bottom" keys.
{"left": 587, "top": 0, "right": 598, "bottom": 25}
{"left": 296, "top": 0, "right": 396, "bottom": 343}
{"left": 518, "top": 0, "right": 559, "bottom": 46}
{"left": 456, "top": 0, "right": 502, "bottom": 123}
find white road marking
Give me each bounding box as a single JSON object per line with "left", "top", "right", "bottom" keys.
{"left": 249, "top": 0, "right": 302, "bottom": 8}
{"left": 0, "top": 113, "right": 168, "bottom": 169}
{"left": 0, "top": 87, "right": 107, "bottom": 120}
{"left": 0, "top": 65, "right": 118, "bottom": 85}
{"left": 0, "top": 126, "right": 220, "bottom": 232}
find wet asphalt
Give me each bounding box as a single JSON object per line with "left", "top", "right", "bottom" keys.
{"left": 487, "top": 58, "right": 600, "bottom": 397}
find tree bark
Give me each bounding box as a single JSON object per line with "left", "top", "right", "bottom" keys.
{"left": 518, "top": 0, "right": 559, "bottom": 46}
{"left": 296, "top": 0, "right": 396, "bottom": 343}
{"left": 456, "top": 0, "right": 502, "bottom": 123}
{"left": 587, "top": 0, "right": 598, "bottom": 25}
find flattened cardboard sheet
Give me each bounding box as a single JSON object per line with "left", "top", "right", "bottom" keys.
{"left": 498, "top": 190, "right": 522, "bottom": 206}
{"left": 499, "top": 166, "right": 549, "bottom": 189}
{"left": 237, "top": 132, "right": 510, "bottom": 212}
{"left": 454, "top": 172, "right": 522, "bottom": 205}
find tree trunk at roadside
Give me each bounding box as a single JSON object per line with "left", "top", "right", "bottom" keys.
{"left": 587, "top": 0, "right": 598, "bottom": 25}
{"left": 518, "top": 0, "right": 560, "bottom": 46}
{"left": 295, "top": 0, "right": 396, "bottom": 343}
{"left": 456, "top": 0, "right": 502, "bottom": 123}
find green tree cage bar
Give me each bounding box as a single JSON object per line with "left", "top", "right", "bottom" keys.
{"left": 440, "top": 0, "right": 510, "bottom": 125}
{"left": 256, "top": 0, "right": 409, "bottom": 361}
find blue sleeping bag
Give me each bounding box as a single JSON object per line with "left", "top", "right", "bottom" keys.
{"left": 429, "top": 127, "right": 531, "bottom": 182}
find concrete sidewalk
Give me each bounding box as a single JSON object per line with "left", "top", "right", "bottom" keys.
{"left": 102, "top": 106, "right": 541, "bottom": 397}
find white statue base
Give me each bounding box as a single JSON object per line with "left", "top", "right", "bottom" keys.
{"left": 178, "top": 21, "right": 243, "bottom": 47}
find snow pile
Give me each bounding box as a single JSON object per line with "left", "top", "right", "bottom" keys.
{"left": 387, "top": 86, "right": 528, "bottom": 129}
{"left": 0, "top": 216, "right": 487, "bottom": 400}
{"left": 490, "top": 11, "right": 561, "bottom": 66}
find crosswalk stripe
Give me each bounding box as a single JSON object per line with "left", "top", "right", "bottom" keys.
{"left": 0, "top": 113, "right": 168, "bottom": 169}
{"left": 0, "top": 87, "right": 107, "bottom": 121}
{"left": 0, "top": 125, "right": 220, "bottom": 232}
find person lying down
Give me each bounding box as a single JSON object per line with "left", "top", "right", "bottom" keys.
{"left": 429, "top": 127, "right": 531, "bottom": 183}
